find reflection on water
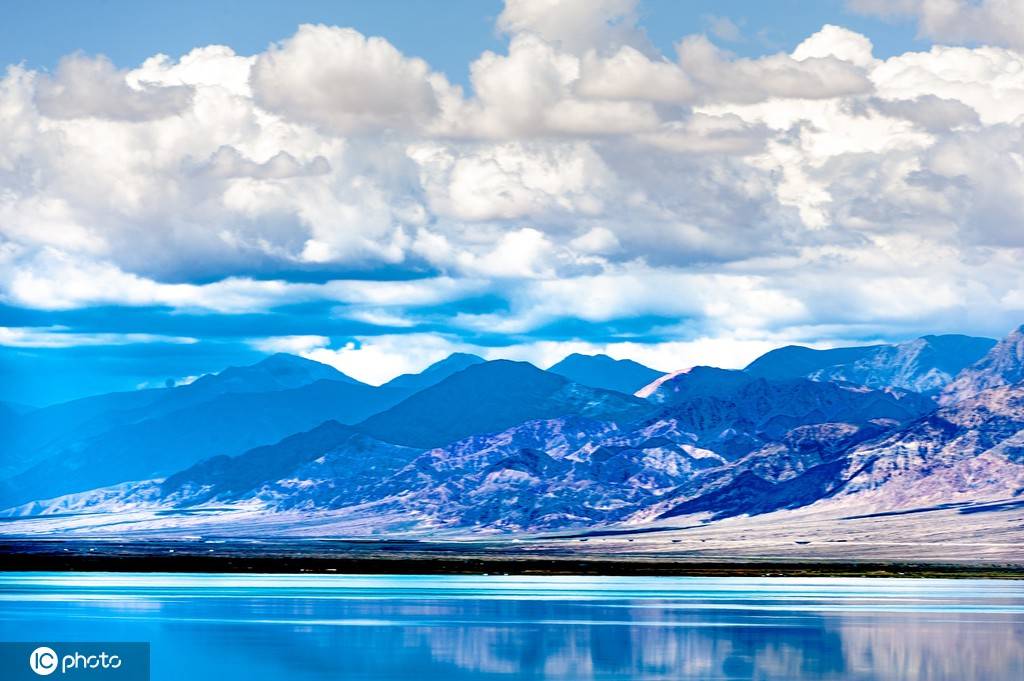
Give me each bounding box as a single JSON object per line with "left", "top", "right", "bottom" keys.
{"left": 0, "top": 573, "right": 1021, "bottom": 681}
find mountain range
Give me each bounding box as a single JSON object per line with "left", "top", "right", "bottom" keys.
{"left": 2, "top": 330, "right": 1022, "bottom": 542}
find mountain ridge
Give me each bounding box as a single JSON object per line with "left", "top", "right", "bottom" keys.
{"left": 548, "top": 353, "right": 664, "bottom": 395}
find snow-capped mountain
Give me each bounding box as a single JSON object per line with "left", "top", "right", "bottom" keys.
{"left": 744, "top": 334, "right": 995, "bottom": 394}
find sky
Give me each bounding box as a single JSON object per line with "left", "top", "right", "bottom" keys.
{"left": 2, "top": 0, "right": 1024, "bottom": 405}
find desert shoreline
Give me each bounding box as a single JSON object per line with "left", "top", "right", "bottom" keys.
{"left": 2, "top": 540, "right": 1021, "bottom": 579}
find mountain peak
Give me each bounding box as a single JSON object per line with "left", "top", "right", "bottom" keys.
{"left": 940, "top": 325, "right": 1024, "bottom": 404}
{"left": 549, "top": 353, "right": 664, "bottom": 395}
{"left": 358, "top": 359, "right": 650, "bottom": 448}
{"left": 382, "top": 352, "right": 486, "bottom": 391}
{"left": 745, "top": 334, "right": 995, "bottom": 394}
{"left": 187, "top": 353, "right": 361, "bottom": 396}
{"left": 639, "top": 366, "right": 753, "bottom": 404}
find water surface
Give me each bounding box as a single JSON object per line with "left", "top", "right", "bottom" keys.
{"left": 0, "top": 573, "right": 1021, "bottom": 680}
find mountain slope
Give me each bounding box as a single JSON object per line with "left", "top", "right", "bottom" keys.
{"left": 381, "top": 353, "right": 486, "bottom": 391}
{"left": 639, "top": 366, "right": 934, "bottom": 459}
{"left": 183, "top": 353, "right": 360, "bottom": 395}
{"left": 745, "top": 335, "right": 995, "bottom": 394}
{"left": 0, "top": 353, "right": 362, "bottom": 479}
{"left": 941, "top": 325, "right": 1024, "bottom": 404}
{"left": 658, "top": 382, "right": 1024, "bottom": 523}
{"left": 356, "top": 360, "right": 655, "bottom": 449}
{"left": 159, "top": 420, "right": 421, "bottom": 509}
{"left": 548, "top": 354, "right": 664, "bottom": 394}
{"left": 0, "top": 378, "right": 410, "bottom": 510}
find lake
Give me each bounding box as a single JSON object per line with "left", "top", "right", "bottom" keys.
{"left": 0, "top": 573, "right": 1021, "bottom": 680}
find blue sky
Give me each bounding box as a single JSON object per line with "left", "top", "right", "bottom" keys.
{"left": 3, "top": 1, "right": 925, "bottom": 85}
{"left": 2, "top": 0, "right": 1023, "bottom": 405}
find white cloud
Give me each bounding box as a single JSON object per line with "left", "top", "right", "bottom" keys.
{"left": 35, "top": 54, "right": 193, "bottom": 121}
{"left": 0, "top": 249, "right": 485, "bottom": 312}
{"left": 677, "top": 34, "right": 874, "bottom": 104}
{"left": 576, "top": 46, "right": 695, "bottom": 102}
{"left": 248, "top": 334, "right": 331, "bottom": 355}
{"left": 705, "top": 16, "right": 744, "bottom": 44}
{"left": 848, "top": 0, "right": 1024, "bottom": 50}
{"left": 497, "top": 0, "right": 645, "bottom": 54}
{"left": 0, "top": 326, "right": 196, "bottom": 348}
{"left": 250, "top": 24, "right": 447, "bottom": 134}
{"left": 792, "top": 24, "right": 877, "bottom": 68}
{"left": 2, "top": 10, "right": 1024, "bottom": 364}
{"left": 293, "top": 333, "right": 470, "bottom": 385}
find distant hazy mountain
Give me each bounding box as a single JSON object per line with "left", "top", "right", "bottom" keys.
{"left": 940, "top": 325, "right": 1024, "bottom": 404}
{"left": 185, "top": 353, "right": 359, "bottom": 395}
{"left": 548, "top": 353, "right": 664, "bottom": 394}
{"left": 357, "top": 360, "right": 655, "bottom": 449}
{"left": 0, "top": 400, "right": 35, "bottom": 415}
{"left": 0, "top": 377, "right": 411, "bottom": 510}
{"left": 0, "top": 353, "right": 361, "bottom": 480}
{"left": 0, "top": 353, "right": 418, "bottom": 510}
{"left": 745, "top": 334, "right": 995, "bottom": 394}
{"left": 381, "top": 353, "right": 485, "bottom": 391}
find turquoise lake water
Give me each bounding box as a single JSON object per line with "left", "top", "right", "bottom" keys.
{"left": 0, "top": 572, "right": 1021, "bottom": 680}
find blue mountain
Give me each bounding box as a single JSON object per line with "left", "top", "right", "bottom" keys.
{"left": 9, "top": 328, "right": 1024, "bottom": 536}
{"left": 638, "top": 366, "right": 934, "bottom": 459}
{"left": 160, "top": 420, "right": 420, "bottom": 508}
{"left": 0, "top": 375, "right": 414, "bottom": 510}
{"left": 357, "top": 360, "right": 655, "bottom": 449}
{"left": 744, "top": 334, "right": 995, "bottom": 394}
{"left": 184, "top": 352, "right": 359, "bottom": 395}
{"left": 0, "top": 354, "right": 363, "bottom": 479}
{"left": 941, "top": 325, "right": 1024, "bottom": 403}
{"left": 381, "top": 353, "right": 486, "bottom": 391}
{"left": 548, "top": 353, "right": 664, "bottom": 394}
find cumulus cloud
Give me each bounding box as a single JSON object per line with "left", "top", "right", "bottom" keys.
{"left": 251, "top": 24, "right": 447, "bottom": 134}
{"left": 3, "top": 6, "right": 1024, "bottom": 374}
{"left": 497, "top": 0, "right": 646, "bottom": 54}
{"left": 848, "top": 0, "right": 1024, "bottom": 50}
{"left": 677, "top": 35, "right": 873, "bottom": 103}
{"left": 35, "top": 54, "right": 193, "bottom": 121}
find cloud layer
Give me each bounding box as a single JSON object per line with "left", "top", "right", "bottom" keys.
{"left": 3, "top": 0, "right": 1024, "bottom": 383}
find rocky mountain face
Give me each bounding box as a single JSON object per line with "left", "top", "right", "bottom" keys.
{"left": 4, "top": 328, "right": 1024, "bottom": 536}
{"left": 3, "top": 358, "right": 941, "bottom": 532}
{"left": 940, "top": 325, "right": 1024, "bottom": 404}
{"left": 657, "top": 332, "right": 1024, "bottom": 522}
{"left": 638, "top": 367, "right": 932, "bottom": 460}
{"left": 745, "top": 334, "right": 995, "bottom": 394}
{"left": 547, "top": 353, "right": 664, "bottom": 394}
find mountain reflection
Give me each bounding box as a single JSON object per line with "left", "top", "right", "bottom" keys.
{"left": 1, "top": 575, "right": 1021, "bottom": 681}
